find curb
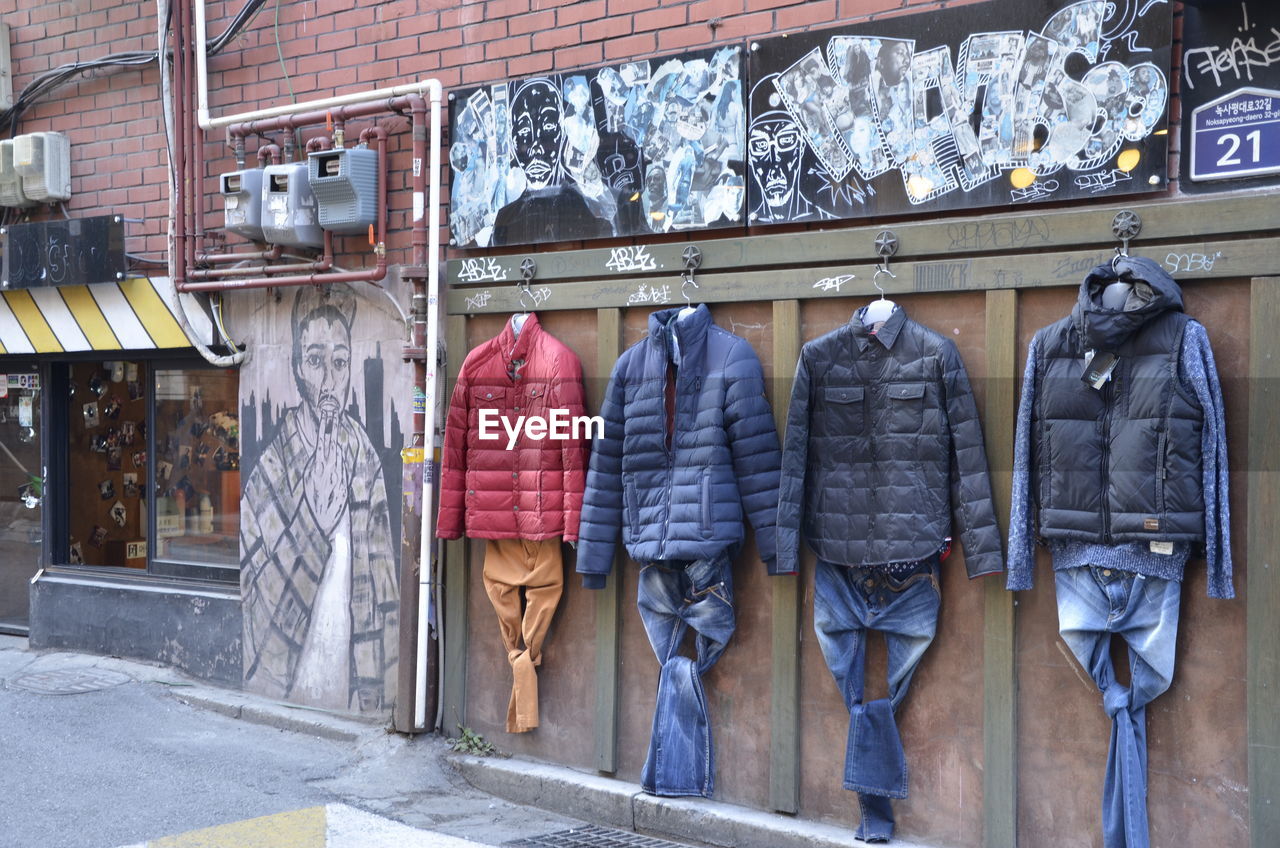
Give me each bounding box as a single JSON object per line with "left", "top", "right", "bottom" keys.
{"left": 449, "top": 754, "right": 934, "bottom": 848}
{"left": 166, "top": 686, "right": 383, "bottom": 744}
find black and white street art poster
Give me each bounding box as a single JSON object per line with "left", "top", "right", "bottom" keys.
{"left": 748, "top": 0, "right": 1171, "bottom": 225}
{"left": 450, "top": 46, "right": 746, "bottom": 247}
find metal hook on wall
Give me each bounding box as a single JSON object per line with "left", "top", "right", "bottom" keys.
{"left": 517, "top": 257, "right": 537, "bottom": 311}
{"left": 1111, "top": 209, "right": 1142, "bottom": 270}
{"left": 681, "top": 245, "right": 702, "bottom": 306}
{"left": 873, "top": 230, "right": 899, "bottom": 299}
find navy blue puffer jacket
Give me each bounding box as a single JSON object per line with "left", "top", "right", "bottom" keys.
{"left": 577, "top": 305, "right": 782, "bottom": 588}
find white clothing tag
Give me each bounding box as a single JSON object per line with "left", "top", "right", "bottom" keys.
{"left": 1150, "top": 541, "right": 1174, "bottom": 555}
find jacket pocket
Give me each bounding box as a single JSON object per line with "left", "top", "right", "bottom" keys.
{"left": 700, "top": 470, "right": 712, "bottom": 534}
{"left": 624, "top": 475, "right": 639, "bottom": 536}
{"left": 471, "top": 386, "right": 508, "bottom": 443}
{"left": 824, "top": 385, "right": 865, "bottom": 433}
{"left": 886, "top": 382, "right": 926, "bottom": 433}
{"left": 1154, "top": 430, "right": 1167, "bottom": 514}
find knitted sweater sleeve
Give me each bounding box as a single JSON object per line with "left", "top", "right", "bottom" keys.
{"left": 1005, "top": 335, "right": 1040, "bottom": 591}
{"left": 1179, "top": 321, "right": 1234, "bottom": 600}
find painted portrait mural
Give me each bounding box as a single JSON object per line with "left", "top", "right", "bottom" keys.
{"left": 238, "top": 285, "right": 405, "bottom": 714}
{"left": 449, "top": 45, "right": 746, "bottom": 247}
{"left": 748, "top": 0, "right": 1171, "bottom": 223}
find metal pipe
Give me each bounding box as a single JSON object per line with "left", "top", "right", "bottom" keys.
{"left": 416, "top": 88, "right": 443, "bottom": 733}
{"left": 173, "top": 0, "right": 188, "bottom": 298}
{"left": 197, "top": 244, "right": 283, "bottom": 265}
{"left": 304, "top": 136, "right": 332, "bottom": 153}
{"left": 179, "top": 265, "right": 387, "bottom": 292}
{"left": 192, "top": 231, "right": 333, "bottom": 279}
{"left": 255, "top": 143, "right": 281, "bottom": 166}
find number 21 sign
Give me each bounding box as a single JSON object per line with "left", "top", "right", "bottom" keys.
{"left": 1191, "top": 87, "right": 1280, "bottom": 181}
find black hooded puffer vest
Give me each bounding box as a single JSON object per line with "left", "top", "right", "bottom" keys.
{"left": 1033, "top": 257, "right": 1205, "bottom": 544}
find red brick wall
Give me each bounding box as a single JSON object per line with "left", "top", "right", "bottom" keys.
{"left": 2, "top": 0, "right": 1001, "bottom": 268}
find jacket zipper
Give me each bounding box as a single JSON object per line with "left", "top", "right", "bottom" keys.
{"left": 661, "top": 326, "right": 677, "bottom": 559}
{"left": 1101, "top": 378, "right": 1112, "bottom": 542}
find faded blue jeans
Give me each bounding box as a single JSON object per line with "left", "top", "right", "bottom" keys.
{"left": 1056, "top": 566, "right": 1180, "bottom": 848}
{"left": 636, "top": 550, "right": 736, "bottom": 798}
{"left": 813, "top": 556, "right": 941, "bottom": 843}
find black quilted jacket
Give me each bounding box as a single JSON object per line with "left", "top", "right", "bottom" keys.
{"left": 776, "top": 306, "right": 1003, "bottom": 578}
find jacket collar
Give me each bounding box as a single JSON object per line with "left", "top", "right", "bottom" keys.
{"left": 850, "top": 303, "right": 906, "bottom": 351}
{"left": 1072, "top": 257, "right": 1184, "bottom": 353}
{"left": 648, "top": 304, "right": 712, "bottom": 363}
{"left": 497, "top": 311, "right": 541, "bottom": 367}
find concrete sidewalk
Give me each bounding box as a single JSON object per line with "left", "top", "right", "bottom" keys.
{"left": 1, "top": 635, "right": 928, "bottom": 848}
{"left": 450, "top": 754, "right": 932, "bottom": 848}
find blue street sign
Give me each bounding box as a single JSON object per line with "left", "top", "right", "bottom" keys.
{"left": 1190, "top": 87, "right": 1280, "bottom": 181}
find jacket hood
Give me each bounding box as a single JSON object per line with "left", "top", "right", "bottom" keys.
{"left": 1073, "top": 256, "right": 1184, "bottom": 352}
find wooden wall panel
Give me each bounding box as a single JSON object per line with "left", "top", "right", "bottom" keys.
{"left": 451, "top": 275, "right": 1255, "bottom": 848}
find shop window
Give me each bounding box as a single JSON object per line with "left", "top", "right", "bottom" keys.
{"left": 63, "top": 361, "right": 240, "bottom": 582}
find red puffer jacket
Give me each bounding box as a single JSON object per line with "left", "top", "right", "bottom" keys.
{"left": 437, "top": 313, "right": 588, "bottom": 541}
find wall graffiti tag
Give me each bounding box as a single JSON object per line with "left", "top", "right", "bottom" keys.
{"left": 450, "top": 46, "right": 745, "bottom": 247}
{"left": 456, "top": 257, "right": 508, "bottom": 284}
{"left": 748, "top": 0, "right": 1171, "bottom": 225}
{"left": 626, "top": 283, "right": 673, "bottom": 305}
{"left": 606, "top": 246, "right": 659, "bottom": 273}
{"left": 813, "top": 274, "right": 855, "bottom": 292}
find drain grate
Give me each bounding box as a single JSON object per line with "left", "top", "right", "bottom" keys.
{"left": 8, "top": 667, "right": 133, "bottom": 695}
{"left": 503, "top": 826, "right": 697, "bottom": 848}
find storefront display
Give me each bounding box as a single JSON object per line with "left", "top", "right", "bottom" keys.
{"left": 0, "top": 365, "right": 43, "bottom": 631}
{"left": 437, "top": 312, "right": 588, "bottom": 733}
{"left": 577, "top": 304, "right": 783, "bottom": 797}
{"left": 64, "top": 361, "right": 240, "bottom": 575}
{"left": 1006, "top": 256, "right": 1232, "bottom": 848}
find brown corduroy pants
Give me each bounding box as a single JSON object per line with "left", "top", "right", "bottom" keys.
{"left": 482, "top": 538, "right": 564, "bottom": 733}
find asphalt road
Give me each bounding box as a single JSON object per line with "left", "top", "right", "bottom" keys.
{"left": 0, "top": 637, "right": 581, "bottom": 848}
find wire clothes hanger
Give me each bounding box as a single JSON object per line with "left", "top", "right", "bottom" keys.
{"left": 862, "top": 230, "right": 898, "bottom": 326}
{"left": 512, "top": 257, "right": 537, "bottom": 338}
{"left": 679, "top": 245, "right": 702, "bottom": 318}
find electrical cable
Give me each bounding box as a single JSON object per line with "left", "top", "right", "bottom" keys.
{"left": 1, "top": 0, "right": 269, "bottom": 135}
{"left": 211, "top": 293, "right": 242, "bottom": 350}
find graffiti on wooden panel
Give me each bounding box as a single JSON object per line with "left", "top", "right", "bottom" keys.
{"left": 748, "top": 0, "right": 1171, "bottom": 224}
{"left": 450, "top": 46, "right": 746, "bottom": 247}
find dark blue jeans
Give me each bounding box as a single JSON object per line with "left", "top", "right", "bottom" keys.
{"left": 1055, "top": 565, "right": 1180, "bottom": 848}
{"left": 813, "top": 557, "right": 941, "bottom": 843}
{"left": 635, "top": 550, "right": 736, "bottom": 798}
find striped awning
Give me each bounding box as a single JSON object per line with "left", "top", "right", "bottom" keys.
{"left": 0, "top": 276, "right": 214, "bottom": 354}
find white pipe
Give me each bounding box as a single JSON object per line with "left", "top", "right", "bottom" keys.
{"left": 416, "top": 85, "right": 443, "bottom": 732}
{"left": 196, "top": 0, "right": 445, "bottom": 729}
{"left": 195, "top": 0, "right": 442, "bottom": 130}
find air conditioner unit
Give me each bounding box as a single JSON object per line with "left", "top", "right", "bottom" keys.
{"left": 0, "top": 139, "right": 34, "bottom": 208}
{"left": 14, "top": 131, "right": 71, "bottom": 202}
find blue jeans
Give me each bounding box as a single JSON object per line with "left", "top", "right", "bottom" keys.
{"left": 1055, "top": 566, "right": 1180, "bottom": 848}
{"left": 813, "top": 557, "right": 941, "bottom": 843}
{"left": 635, "top": 550, "right": 736, "bottom": 797}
